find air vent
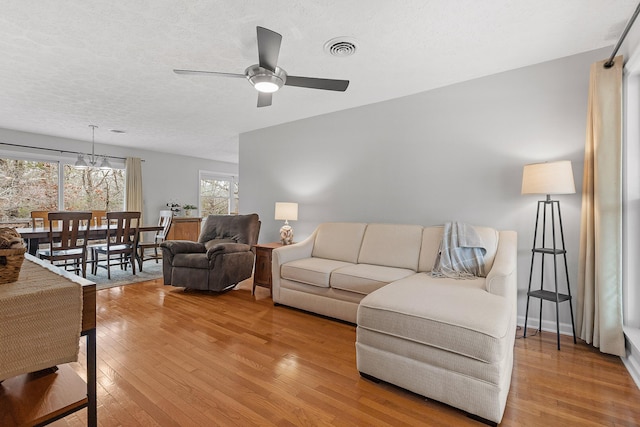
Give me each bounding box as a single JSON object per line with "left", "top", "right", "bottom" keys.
{"left": 324, "top": 37, "right": 358, "bottom": 57}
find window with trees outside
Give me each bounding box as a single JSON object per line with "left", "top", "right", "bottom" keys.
{"left": 199, "top": 172, "right": 238, "bottom": 216}
{"left": 0, "top": 157, "right": 125, "bottom": 226}
{"left": 64, "top": 165, "right": 124, "bottom": 211}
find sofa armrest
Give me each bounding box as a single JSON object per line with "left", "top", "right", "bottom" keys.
{"left": 273, "top": 234, "right": 315, "bottom": 265}
{"left": 485, "top": 230, "right": 518, "bottom": 305}
{"left": 160, "top": 240, "right": 207, "bottom": 255}
{"left": 271, "top": 232, "right": 316, "bottom": 302}
{"left": 206, "top": 242, "right": 251, "bottom": 259}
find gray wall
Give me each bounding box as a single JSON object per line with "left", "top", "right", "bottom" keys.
{"left": 240, "top": 47, "right": 611, "bottom": 330}
{"left": 0, "top": 127, "right": 237, "bottom": 224}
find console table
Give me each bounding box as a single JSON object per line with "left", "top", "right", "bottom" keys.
{"left": 166, "top": 216, "right": 202, "bottom": 241}
{"left": 0, "top": 255, "right": 97, "bottom": 426}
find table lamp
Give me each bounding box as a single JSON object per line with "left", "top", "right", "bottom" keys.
{"left": 275, "top": 202, "right": 298, "bottom": 245}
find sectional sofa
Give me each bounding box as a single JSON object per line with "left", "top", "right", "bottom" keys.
{"left": 271, "top": 222, "right": 517, "bottom": 424}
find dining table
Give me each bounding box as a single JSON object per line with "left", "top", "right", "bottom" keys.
{"left": 15, "top": 224, "right": 164, "bottom": 272}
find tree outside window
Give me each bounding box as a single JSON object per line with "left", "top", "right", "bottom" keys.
{"left": 0, "top": 159, "right": 58, "bottom": 223}
{"left": 199, "top": 173, "right": 238, "bottom": 216}
{"left": 0, "top": 157, "right": 125, "bottom": 224}
{"left": 64, "top": 165, "right": 124, "bottom": 211}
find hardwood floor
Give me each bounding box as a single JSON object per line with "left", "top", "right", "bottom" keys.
{"left": 50, "top": 278, "right": 640, "bottom": 426}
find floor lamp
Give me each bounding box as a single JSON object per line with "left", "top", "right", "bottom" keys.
{"left": 521, "top": 160, "right": 577, "bottom": 350}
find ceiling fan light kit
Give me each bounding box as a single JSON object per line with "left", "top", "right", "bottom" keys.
{"left": 174, "top": 26, "right": 349, "bottom": 107}
{"left": 246, "top": 65, "right": 286, "bottom": 93}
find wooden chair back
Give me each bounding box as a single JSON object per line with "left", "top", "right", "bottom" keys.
{"left": 157, "top": 210, "right": 173, "bottom": 240}
{"left": 91, "top": 211, "right": 141, "bottom": 278}
{"left": 47, "top": 211, "right": 92, "bottom": 252}
{"left": 138, "top": 210, "right": 172, "bottom": 267}
{"left": 31, "top": 210, "right": 50, "bottom": 228}
{"left": 106, "top": 211, "right": 141, "bottom": 248}
{"left": 91, "top": 210, "right": 107, "bottom": 227}
{"left": 41, "top": 211, "right": 92, "bottom": 277}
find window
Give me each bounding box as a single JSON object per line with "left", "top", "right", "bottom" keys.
{"left": 63, "top": 165, "right": 125, "bottom": 211}
{"left": 0, "top": 155, "right": 126, "bottom": 225}
{"left": 0, "top": 158, "right": 59, "bottom": 224}
{"left": 199, "top": 172, "right": 238, "bottom": 216}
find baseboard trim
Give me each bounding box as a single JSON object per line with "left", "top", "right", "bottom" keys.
{"left": 517, "top": 318, "right": 640, "bottom": 389}
{"left": 516, "top": 315, "right": 575, "bottom": 336}
{"left": 623, "top": 327, "right": 640, "bottom": 390}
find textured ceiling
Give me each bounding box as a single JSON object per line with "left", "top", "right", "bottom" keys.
{"left": 0, "top": 1, "right": 634, "bottom": 163}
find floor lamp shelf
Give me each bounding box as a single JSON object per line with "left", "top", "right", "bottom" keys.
{"left": 527, "top": 289, "right": 572, "bottom": 303}
{"left": 523, "top": 198, "right": 577, "bottom": 350}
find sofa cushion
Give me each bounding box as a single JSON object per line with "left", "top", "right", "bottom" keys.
{"left": 357, "top": 273, "right": 512, "bottom": 363}
{"left": 331, "top": 264, "right": 417, "bottom": 295}
{"left": 357, "top": 223, "right": 423, "bottom": 270}
{"left": 312, "top": 222, "right": 367, "bottom": 263}
{"left": 281, "top": 257, "right": 354, "bottom": 288}
{"left": 418, "top": 225, "right": 500, "bottom": 275}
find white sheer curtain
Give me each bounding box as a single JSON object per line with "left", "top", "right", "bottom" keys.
{"left": 577, "top": 56, "right": 625, "bottom": 357}
{"left": 125, "top": 157, "right": 143, "bottom": 226}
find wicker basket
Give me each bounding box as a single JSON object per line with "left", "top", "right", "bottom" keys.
{"left": 0, "top": 247, "right": 27, "bottom": 284}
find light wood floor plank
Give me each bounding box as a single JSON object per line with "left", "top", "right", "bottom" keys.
{"left": 47, "top": 278, "right": 640, "bottom": 426}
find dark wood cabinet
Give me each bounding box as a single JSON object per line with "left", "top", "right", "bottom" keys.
{"left": 252, "top": 242, "right": 282, "bottom": 295}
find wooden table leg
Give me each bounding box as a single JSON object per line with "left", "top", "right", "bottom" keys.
{"left": 84, "top": 328, "right": 97, "bottom": 427}
{"left": 27, "top": 238, "right": 39, "bottom": 256}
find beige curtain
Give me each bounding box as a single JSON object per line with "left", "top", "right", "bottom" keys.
{"left": 125, "top": 157, "right": 143, "bottom": 226}
{"left": 577, "top": 56, "right": 624, "bottom": 357}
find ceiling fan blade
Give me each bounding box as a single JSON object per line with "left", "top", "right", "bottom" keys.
{"left": 285, "top": 76, "right": 349, "bottom": 92}
{"left": 257, "top": 26, "right": 282, "bottom": 72}
{"left": 257, "top": 92, "right": 272, "bottom": 108}
{"left": 173, "top": 69, "right": 246, "bottom": 78}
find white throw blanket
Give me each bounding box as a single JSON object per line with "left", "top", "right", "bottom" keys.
{"left": 431, "top": 222, "right": 486, "bottom": 279}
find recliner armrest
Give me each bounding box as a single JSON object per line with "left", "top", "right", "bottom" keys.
{"left": 206, "top": 243, "right": 251, "bottom": 259}
{"left": 160, "top": 240, "right": 207, "bottom": 255}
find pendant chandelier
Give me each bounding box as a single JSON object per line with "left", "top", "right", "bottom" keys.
{"left": 74, "top": 125, "right": 112, "bottom": 170}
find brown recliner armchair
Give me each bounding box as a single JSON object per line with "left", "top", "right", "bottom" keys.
{"left": 160, "top": 213, "right": 260, "bottom": 291}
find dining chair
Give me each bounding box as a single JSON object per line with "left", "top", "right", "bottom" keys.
{"left": 91, "top": 210, "right": 107, "bottom": 227}
{"left": 38, "top": 211, "right": 92, "bottom": 278}
{"left": 30, "top": 210, "right": 50, "bottom": 228}
{"left": 138, "top": 210, "right": 172, "bottom": 270}
{"left": 29, "top": 210, "right": 61, "bottom": 255}
{"left": 91, "top": 211, "right": 140, "bottom": 279}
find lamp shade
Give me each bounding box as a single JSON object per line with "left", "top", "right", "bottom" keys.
{"left": 521, "top": 160, "right": 576, "bottom": 195}
{"left": 275, "top": 202, "right": 298, "bottom": 221}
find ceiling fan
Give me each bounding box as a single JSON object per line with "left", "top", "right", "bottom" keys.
{"left": 174, "top": 26, "right": 350, "bottom": 108}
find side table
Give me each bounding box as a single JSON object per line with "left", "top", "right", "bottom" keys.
{"left": 0, "top": 255, "right": 97, "bottom": 427}
{"left": 252, "top": 242, "right": 283, "bottom": 295}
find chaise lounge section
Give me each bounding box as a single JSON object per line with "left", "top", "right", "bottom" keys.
{"left": 272, "top": 222, "right": 517, "bottom": 424}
